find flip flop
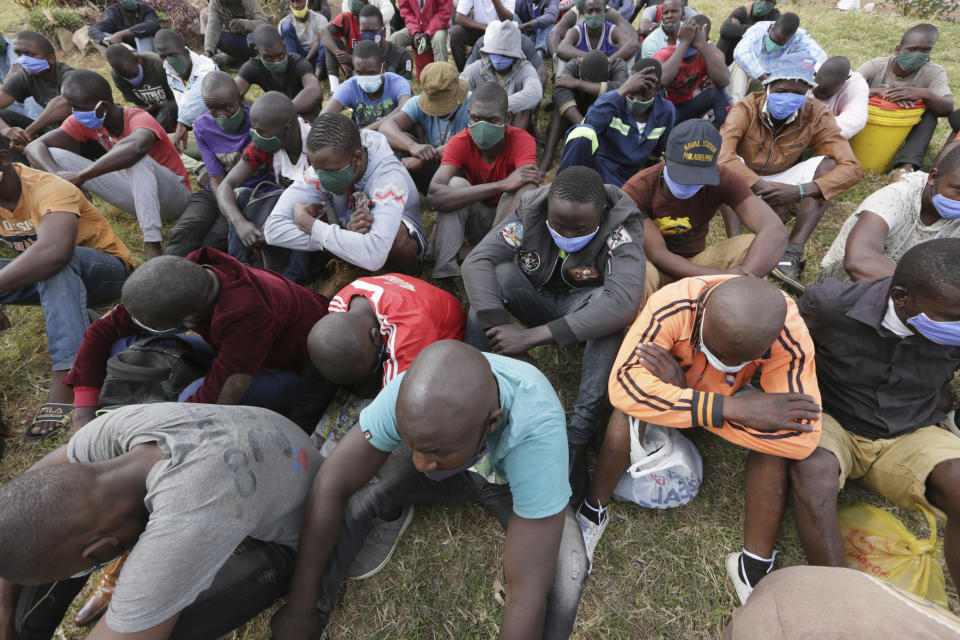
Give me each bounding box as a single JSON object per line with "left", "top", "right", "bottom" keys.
{"left": 24, "top": 402, "right": 72, "bottom": 441}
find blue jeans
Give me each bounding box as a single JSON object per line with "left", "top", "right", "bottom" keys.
{"left": 228, "top": 186, "right": 311, "bottom": 284}
{"left": 14, "top": 538, "right": 295, "bottom": 640}
{"left": 316, "top": 445, "right": 588, "bottom": 639}
{"left": 464, "top": 262, "right": 623, "bottom": 445}
{"left": 675, "top": 87, "right": 731, "bottom": 126}
{"left": 280, "top": 18, "right": 326, "bottom": 71}
{"left": 0, "top": 247, "right": 129, "bottom": 370}
{"left": 218, "top": 30, "right": 256, "bottom": 59}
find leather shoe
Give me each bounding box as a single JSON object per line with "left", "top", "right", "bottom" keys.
{"left": 74, "top": 551, "right": 130, "bottom": 626}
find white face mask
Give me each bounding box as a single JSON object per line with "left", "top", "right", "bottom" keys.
{"left": 699, "top": 313, "right": 751, "bottom": 374}
{"left": 881, "top": 297, "right": 914, "bottom": 337}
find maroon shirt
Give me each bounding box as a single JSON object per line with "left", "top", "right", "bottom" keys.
{"left": 65, "top": 247, "right": 329, "bottom": 404}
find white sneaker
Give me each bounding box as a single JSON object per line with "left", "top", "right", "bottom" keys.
{"left": 576, "top": 507, "right": 608, "bottom": 573}
{"left": 725, "top": 552, "right": 753, "bottom": 605}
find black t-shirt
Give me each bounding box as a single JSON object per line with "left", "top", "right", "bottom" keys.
{"left": 382, "top": 42, "right": 413, "bottom": 81}
{"left": 0, "top": 61, "right": 73, "bottom": 107}
{"left": 111, "top": 52, "right": 174, "bottom": 109}
{"left": 238, "top": 53, "right": 315, "bottom": 99}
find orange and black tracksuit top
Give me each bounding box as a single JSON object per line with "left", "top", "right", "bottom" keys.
{"left": 608, "top": 275, "right": 821, "bottom": 460}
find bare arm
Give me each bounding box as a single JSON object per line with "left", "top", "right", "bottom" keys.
{"left": 609, "top": 24, "right": 638, "bottom": 61}
{"left": 547, "top": 10, "right": 576, "bottom": 55}
{"left": 842, "top": 210, "right": 895, "bottom": 281}
{"left": 320, "top": 97, "right": 345, "bottom": 114}
{"left": 427, "top": 163, "right": 539, "bottom": 212}
{"left": 235, "top": 75, "right": 252, "bottom": 98}
{"left": 378, "top": 110, "right": 419, "bottom": 153}
{"left": 88, "top": 614, "right": 180, "bottom": 640}
{"left": 0, "top": 212, "right": 79, "bottom": 295}
{"left": 292, "top": 73, "right": 323, "bottom": 114}
{"left": 555, "top": 27, "right": 585, "bottom": 62}
{"left": 491, "top": 0, "right": 514, "bottom": 21}
{"left": 216, "top": 159, "right": 266, "bottom": 249}
{"left": 23, "top": 129, "right": 80, "bottom": 172}
{"left": 732, "top": 194, "right": 788, "bottom": 277}
{"left": 455, "top": 11, "right": 487, "bottom": 31}
{"left": 216, "top": 373, "right": 254, "bottom": 404}
{"left": 24, "top": 96, "right": 71, "bottom": 140}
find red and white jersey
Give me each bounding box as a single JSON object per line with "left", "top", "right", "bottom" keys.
{"left": 329, "top": 274, "right": 467, "bottom": 386}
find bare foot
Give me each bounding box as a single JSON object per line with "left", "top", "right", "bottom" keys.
{"left": 143, "top": 241, "right": 163, "bottom": 261}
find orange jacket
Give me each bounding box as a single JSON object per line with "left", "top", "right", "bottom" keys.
{"left": 718, "top": 92, "right": 862, "bottom": 201}
{"left": 608, "top": 275, "right": 821, "bottom": 460}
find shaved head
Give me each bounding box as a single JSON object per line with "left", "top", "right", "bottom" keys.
{"left": 307, "top": 314, "right": 379, "bottom": 384}
{"left": 201, "top": 70, "right": 240, "bottom": 100}
{"left": 702, "top": 278, "right": 787, "bottom": 364}
{"left": 250, "top": 91, "right": 297, "bottom": 131}
{"left": 154, "top": 28, "right": 184, "bottom": 50}
{"left": 252, "top": 23, "right": 283, "bottom": 49}
{"left": 813, "top": 56, "right": 851, "bottom": 100}
{"left": 121, "top": 256, "right": 217, "bottom": 328}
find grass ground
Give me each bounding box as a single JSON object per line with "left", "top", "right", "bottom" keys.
{"left": 1, "top": 0, "right": 959, "bottom": 638}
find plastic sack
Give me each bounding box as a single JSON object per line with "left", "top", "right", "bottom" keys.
{"left": 310, "top": 388, "right": 372, "bottom": 459}
{"left": 838, "top": 502, "right": 947, "bottom": 609}
{"left": 612, "top": 417, "right": 703, "bottom": 509}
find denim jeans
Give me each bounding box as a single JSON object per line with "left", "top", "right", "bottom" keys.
{"left": 464, "top": 262, "right": 622, "bottom": 445}
{"left": 0, "top": 247, "right": 129, "bottom": 370}
{"left": 280, "top": 18, "right": 326, "bottom": 71}
{"left": 675, "top": 86, "right": 731, "bottom": 127}
{"left": 227, "top": 187, "right": 312, "bottom": 284}
{"left": 14, "top": 538, "right": 295, "bottom": 640}
{"left": 164, "top": 191, "right": 229, "bottom": 257}
{"left": 316, "top": 445, "right": 588, "bottom": 639}
{"left": 218, "top": 30, "right": 256, "bottom": 59}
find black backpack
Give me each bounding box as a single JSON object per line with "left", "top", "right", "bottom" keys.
{"left": 97, "top": 336, "right": 208, "bottom": 412}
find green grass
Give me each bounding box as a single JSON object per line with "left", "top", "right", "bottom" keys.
{"left": 2, "top": 0, "right": 960, "bottom": 637}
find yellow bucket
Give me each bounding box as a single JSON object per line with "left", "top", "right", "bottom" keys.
{"left": 850, "top": 98, "right": 925, "bottom": 174}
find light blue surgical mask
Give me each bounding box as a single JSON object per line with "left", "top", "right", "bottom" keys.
{"left": 17, "top": 54, "right": 49, "bottom": 73}
{"left": 356, "top": 73, "right": 383, "bottom": 93}
{"left": 908, "top": 312, "right": 960, "bottom": 346}
{"left": 546, "top": 221, "right": 599, "bottom": 253}
{"left": 932, "top": 183, "right": 960, "bottom": 220}
{"left": 699, "top": 313, "right": 751, "bottom": 373}
{"left": 766, "top": 89, "right": 807, "bottom": 120}
{"left": 72, "top": 101, "right": 106, "bottom": 130}
{"left": 663, "top": 166, "right": 703, "bottom": 199}
{"left": 127, "top": 64, "right": 144, "bottom": 86}
{"left": 489, "top": 53, "right": 514, "bottom": 71}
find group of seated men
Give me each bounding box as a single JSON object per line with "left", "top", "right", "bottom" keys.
{"left": 1, "top": 0, "right": 960, "bottom": 637}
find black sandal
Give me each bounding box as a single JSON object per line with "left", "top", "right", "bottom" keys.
{"left": 24, "top": 402, "right": 72, "bottom": 441}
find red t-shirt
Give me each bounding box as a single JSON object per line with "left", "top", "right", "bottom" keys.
{"left": 621, "top": 162, "right": 754, "bottom": 257}
{"left": 653, "top": 46, "right": 712, "bottom": 105}
{"left": 65, "top": 247, "right": 329, "bottom": 404}
{"left": 60, "top": 107, "right": 192, "bottom": 191}
{"left": 329, "top": 274, "right": 466, "bottom": 386}
{"left": 440, "top": 126, "right": 537, "bottom": 205}
{"left": 331, "top": 11, "right": 362, "bottom": 52}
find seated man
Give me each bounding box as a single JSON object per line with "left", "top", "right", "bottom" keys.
{"left": 237, "top": 24, "right": 324, "bottom": 118}
{"left": 730, "top": 12, "right": 825, "bottom": 103}
{"left": 0, "top": 402, "right": 322, "bottom": 640}
{"left": 594, "top": 275, "right": 820, "bottom": 598}
{"left": 165, "top": 71, "right": 273, "bottom": 258}
{"left": 716, "top": 0, "right": 779, "bottom": 65}
{"left": 547, "top": 0, "right": 637, "bottom": 73}
{"left": 634, "top": 0, "right": 697, "bottom": 37}
{"left": 25, "top": 70, "right": 191, "bottom": 260}
{"left": 65, "top": 248, "right": 332, "bottom": 429}
{"left": 155, "top": 29, "right": 218, "bottom": 151}
{"left": 106, "top": 44, "right": 179, "bottom": 133}
{"left": 515, "top": 0, "right": 559, "bottom": 58}
{"left": 264, "top": 112, "right": 426, "bottom": 280}
{"left": 269, "top": 341, "right": 588, "bottom": 640}
{"left": 378, "top": 61, "right": 470, "bottom": 192}
{"left": 859, "top": 23, "right": 953, "bottom": 177}
{"left": 811, "top": 56, "right": 869, "bottom": 140}
{"left": 653, "top": 16, "right": 731, "bottom": 126}
{"left": 555, "top": 0, "right": 638, "bottom": 65}
{"left": 462, "top": 166, "right": 645, "bottom": 491}
{"left": 279, "top": 0, "right": 329, "bottom": 73}
{"left": 541, "top": 50, "right": 627, "bottom": 172}
{"left": 464, "top": 27, "right": 547, "bottom": 88}
{"left": 216, "top": 91, "right": 312, "bottom": 282}
{"left": 203, "top": 0, "right": 270, "bottom": 60}
{"left": 791, "top": 238, "right": 960, "bottom": 594}
{"left": 818, "top": 145, "right": 960, "bottom": 284}
{"left": 319, "top": 0, "right": 368, "bottom": 91}
{"left": 0, "top": 138, "right": 133, "bottom": 440}
{"left": 639, "top": 0, "right": 686, "bottom": 58}
{"left": 88, "top": 0, "right": 160, "bottom": 53}
{"left": 559, "top": 58, "right": 677, "bottom": 189}
{"left": 358, "top": 5, "right": 414, "bottom": 81}
{"left": 0, "top": 34, "right": 42, "bottom": 123}
{"left": 322, "top": 40, "right": 412, "bottom": 130}
{"left": 460, "top": 21, "right": 543, "bottom": 130}
{"left": 449, "top": 0, "right": 516, "bottom": 71}
{"left": 0, "top": 31, "right": 78, "bottom": 160}
{"left": 718, "top": 52, "right": 861, "bottom": 292}
{"left": 391, "top": 0, "right": 451, "bottom": 65}
{"left": 426, "top": 81, "right": 539, "bottom": 290}
{"left": 622, "top": 119, "right": 786, "bottom": 297}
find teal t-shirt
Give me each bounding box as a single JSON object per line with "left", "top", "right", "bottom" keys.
{"left": 359, "top": 352, "right": 571, "bottom": 519}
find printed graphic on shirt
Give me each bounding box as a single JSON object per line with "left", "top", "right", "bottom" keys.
{"left": 519, "top": 250, "right": 540, "bottom": 273}
{"left": 372, "top": 182, "right": 407, "bottom": 206}
{"left": 568, "top": 265, "right": 601, "bottom": 283}
{"left": 214, "top": 151, "right": 244, "bottom": 175}
{"left": 0, "top": 218, "right": 38, "bottom": 252}
{"left": 654, "top": 216, "right": 693, "bottom": 236}
{"left": 355, "top": 99, "right": 398, "bottom": 128}
{"left": 499, "top": 221, "right": 523, "bottom": 248}
{"left": 606, "top": 224, "right": 633, "bottom": 250}
{"left": 130, "top": 85, "right": 169, "bottom": 106}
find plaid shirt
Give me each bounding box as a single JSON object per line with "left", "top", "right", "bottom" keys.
{"left": 733, "top": 21, "right": 826, "bottom": 79}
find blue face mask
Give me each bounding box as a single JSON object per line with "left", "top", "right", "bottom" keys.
{"left": 127, "top": 64, "right": 145, "bottom": 86}
{"left": 663, "top": 166, "right": 703, "bottom": 199}
{"left": 546, "top": 220, "right": 599, "bottom": 253}
{"left": 360, "top": 30, "right": 383, "bottom": 43}
{"left": 766, "top": 89, "right": 807, "bottom": 120}
{"left": 908, "top": 313, "right": 960, "bottom": 346}
{"left": 489, "top": 53, "right": 514, "bottom": 71}
{"left": 932, "top": 183, "right": 960, "bottom": 220}
{"left": 17, "top": 54, "right": 50, "bottom": 73}
{"left": 683, "top": 47, "right": 698, "bottom": 58}
{"left": 72, "top": 101, "right": 106, "bottom": 130}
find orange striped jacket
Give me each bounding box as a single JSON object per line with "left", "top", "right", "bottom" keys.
{"left": 608, "top": 275, "right": 821, "bottom": 460}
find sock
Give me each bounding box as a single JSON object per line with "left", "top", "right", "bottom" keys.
{"left": 578, "top": 498, "right": 607, "bottom": 525}
{"left": 328, "top": 76, "right": 340, "bottom": 91}
{"left": 737, "top": 548, "right": 777, "bottom": 587}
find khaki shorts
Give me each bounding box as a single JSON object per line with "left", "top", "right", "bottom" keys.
{"left": 819, "top": 413, "right": 960, "bottom": 519}
{"left": 644, "top": 234, "right": 756, "bottom": 299}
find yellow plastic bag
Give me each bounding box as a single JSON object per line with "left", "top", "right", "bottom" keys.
{"left": 838, "top": 502, "right": 948, "bottom": 609}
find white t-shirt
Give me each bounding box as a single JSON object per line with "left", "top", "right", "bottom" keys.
{"left": 283, "top": 10, "right": 328, "bottom": 51}
{"left": 275, "top": 117, "right": 314, "bottom": 184}
{"left": 457, "top": 0, "right": 517, "bottom": 25}
{"left": 818, "top": 171, "right": 960, "bottom": 282}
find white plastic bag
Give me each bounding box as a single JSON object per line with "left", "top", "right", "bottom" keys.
{"left": 612, "top": 417, "right": 703, "bottom": 509}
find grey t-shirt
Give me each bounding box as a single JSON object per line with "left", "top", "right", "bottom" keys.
{"left": 67, "top": 403, "right": 322, "bottom": 634}
{"left": 858, "top": 55, "right": 952, "bottom": 96}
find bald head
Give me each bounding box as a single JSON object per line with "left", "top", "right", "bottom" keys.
{"left": 813, "top": 56, "right": 850, "bottom": 100}
{"left": 702, "top": 278, "right": 787, "bottom": 364}
{"left": 121, "top": 256, "right": 217, "bottom": 328}
{"left": 250, "top": 91, "right": 297, "bottom": 133}
{"left": 252, "top": 23, "right": 283, "bottom": 49}
{"left": 154, "top": 28, "right": 184, "bottom": 50}
{"left": 307, "top": 314, "right": 379, "bottom": 384}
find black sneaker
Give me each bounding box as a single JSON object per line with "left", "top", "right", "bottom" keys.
{"left": 771, "top": 255, "right": 806, "bottom": 296}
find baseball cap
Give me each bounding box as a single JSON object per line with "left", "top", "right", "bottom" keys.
{"left": 664, "top": 119, "right": 722, "bottom": 185}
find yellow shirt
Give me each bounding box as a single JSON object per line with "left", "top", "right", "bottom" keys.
{"left": 0, "top": 164, "right": 132, "bottom": 266}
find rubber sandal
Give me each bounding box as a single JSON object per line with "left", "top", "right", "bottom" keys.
{"left": 24, "top": 402, "right": 72, "bottom": 441}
